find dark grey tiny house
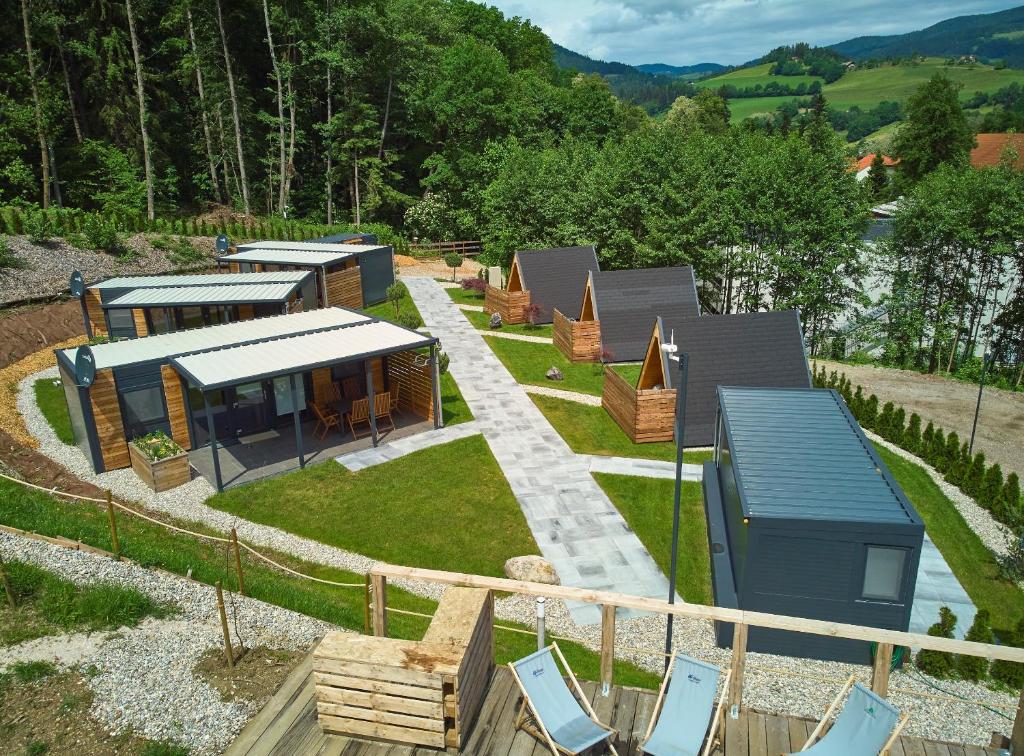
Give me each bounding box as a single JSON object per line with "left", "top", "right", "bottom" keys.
{"left": 703, "top": 386, "right": 924, "bottom": 663}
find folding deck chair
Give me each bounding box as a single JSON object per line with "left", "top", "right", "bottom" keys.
{"left": 788, "top": 675, "right": 909, "bottom": 755}
{"left": 508, "top": 643, "right": 619, "bottom": 755}
{"left": 640, "top": 653, "right": 730, "bottom": 756}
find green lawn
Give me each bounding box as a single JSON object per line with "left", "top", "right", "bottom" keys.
{"left": 610, "top": 364, "right": 642, "bottom": 386}
{"left": 695, "top": 62, "right": 822, "bottom": 91}
{"left": 208, "top": 435, "right": 536, "bottom": 578}
{"left": 0, "top": 477, "right": 658, "bottom": 688}
{"left": 439, "top": 372, "right": 473, "bottom": 426}
{"left": 595, "top": 474, "right": 712, "bottom": 605}
{"left": 876, "top": 445, "right": 1024, "bottom": 636}
{"left": 445, "top": 286, "right": 486, "bottom": 307}
{"left": 530, "top": 394, "right": 712, "bottom": 465}
{"left": 484, "top": 337, "right": 609, "bottom": 396}
{"left": 34, "top": 379, "right": 74, "bottom": 445}
{"left": 461, "top": 308, "right": 553, "bottom": 338}
{"left": 364, "top": 297, "right": 423, "bottom": 327}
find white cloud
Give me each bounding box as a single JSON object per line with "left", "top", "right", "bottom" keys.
{"left": 486, "top": 0, "right": 1022, "bottom": 65}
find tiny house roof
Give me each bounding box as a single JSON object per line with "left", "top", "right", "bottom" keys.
{"left": 102, "top": 281, "right": 303, "bottom": 309}
{"left": 219, "top": 243, "right": 387, "bottom": 267}
{"left": 304, "top": 232, "right": 373, "bottom": 244}
{"left": 89, "top": 271, "right": 309, "bottom": 290}
{"left": 640, "top": 310, "right": 811, "bottom": 446}
{"left": 585, "top": 267, "right": 699, "bottom": 362}
{"left": 718, "top": 386, "right": 921, "bottom": 526}
{"left": 59, "top": 308, "right": 368, "bottom": 372}
{"left": 513, "top": 246, "right": 600, "bottom": 320}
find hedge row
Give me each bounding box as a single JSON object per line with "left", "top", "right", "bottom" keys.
{"left": 813, "top": 364, "right": 1022, "bottom": 532}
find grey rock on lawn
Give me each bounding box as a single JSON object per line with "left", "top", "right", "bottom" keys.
{"left": 546, "top": 366, "right": 564, "bottom": 381}
{"left": 504, "top": 555, "right": 560, "bottom": 585}
{"left": 489, "top": 312, "right": 503, "bottom": 329}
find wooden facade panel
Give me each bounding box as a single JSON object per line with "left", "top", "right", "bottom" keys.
{"left": 326, "top": 267, "right": 363, "bottom": 309}
{"left": 317, "top": 714, "right": 446, "bottom": 748}
{"left": 369, "top": 357, "right": 384, "bottom": 394}
{"left": 89, "top": 368, "right": 130, "bottom": 470}
{"left": 311, "top": 367, "right": 334, "bottom": 406}
{"left": 553, "top": 309, "right": 601, "bottom": 362}
{"left": 237, "top": 304, "right": 255, "bottom": 321}
{"left": 85, "top": 289, "right": 106, "bottom": 337}
{"left": 602, "top": 369, "right": 676, "bottom": 443}
{"left": 483, "top": 285, "right": 531, "bottom": 325}
{"left": 132, "top": 309, "right": 149, "bottom": 337}
{"left": 160, "top": 364, "right": 192, "bottom": 451}
{"left": 386, "top": 351, "right": 434, "bottom": 421}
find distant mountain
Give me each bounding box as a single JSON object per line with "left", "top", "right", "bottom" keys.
{"left": 552, "top": 44, "right": 640, "bottom": 76}
{"left": 635, "top": 62, "right": 726, "bottom": 77}
{"left": 829, "top": 5, "right": 1024, "bottom": 66}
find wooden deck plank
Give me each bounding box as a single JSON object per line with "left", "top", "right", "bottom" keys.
{"left": 723, "top": 709, "right": 748, "bottom": 756}
{"left": 227, "top": 655, "right": 315, "bottom": 756}
{"left": 764, "top": 712, "right": 790, "bottom": 754}
{"left": 902, "top": 737, "right": 929, "bottom": 756}
{"left": 923, "top": 742, "right": 953, "bottom": 756}
{"left": 628, "top": 685, "right": 658, "bottom": 753}
{"left": 608, "top": 687, "right": 640, "bottom": 754}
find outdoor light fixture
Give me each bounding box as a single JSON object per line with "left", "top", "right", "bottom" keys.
{"left": 536, "top": 597, "right": 546, "bottom": 651}
{"left": 969, "top": 352, "right": 991, "bottom": 455}
{"left": 660, "top": 336, "right": 688, "bottom": 672}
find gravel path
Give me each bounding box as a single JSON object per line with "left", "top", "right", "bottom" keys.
{"left": 0, "top": 530, "right": 332, "bottom": 755}
{"left": 524, "top": 384, "right": 603, "bottom": 406}
{"left": 481, "top": 330, "right": 555, "bottom": 344}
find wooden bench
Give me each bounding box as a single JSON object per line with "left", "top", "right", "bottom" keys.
{"left": 313, "top": 587, "right": 493, "bottom": 751}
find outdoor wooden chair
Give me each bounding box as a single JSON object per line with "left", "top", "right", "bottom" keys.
{"left": 374, "top": 392, "right": 396, "bottom": 433}
{"left": 640, "top": 653, "right": 730, "bottom": 756}
{"left": 347, "top": 397, "right": 372, "bottom": 439}
{"left": 389, "top": 383, "right": 404, "bottom": 417}
{"left": 311, "top": 402, "right": 341, "bottom": 440}
{"left": 341, "top": 376, "right": 362, "bottom": 399}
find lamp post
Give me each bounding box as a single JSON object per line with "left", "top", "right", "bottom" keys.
{"left": 661, "top": 340, "right": 689, "bottom": 671}
{"left": 969, "top": 352, "right": 991, "bottom": 455}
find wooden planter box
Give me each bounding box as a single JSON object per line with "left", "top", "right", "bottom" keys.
{"left": 129, "top": 442, "right": 191, "bottom": 492}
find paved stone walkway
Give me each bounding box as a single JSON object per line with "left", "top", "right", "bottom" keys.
{"left": 337, "top": 422, "right": 482, "bottom": 472}
{"left": 401, "top": 276, "right": 671, "bottom": 624}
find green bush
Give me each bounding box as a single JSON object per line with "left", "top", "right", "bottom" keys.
{"left": 929, "top": 427, "right": 945, "bottom": 469}
{"left": 862, "top": 394, "right": 879, "bottom": 429}
{"left": 904, "top": 413, "right": 921, "bottom": 454}
{"left": 981, "top": 463, "right": 1004, "bottom": 513}
{"left": 963, "top": 452, "right": 987, "bottom": 500}
{"left": 992, "top": 617, "right": 1024, "bottom": 688}
{"left": 915, "top": 606, "right": 957, "bottom": 678}
{"left": 1000, "top": 474, "right": 1022, "bottom": 526}
{"left": 438, "top": 352, "right": 450, "bottom": 375}
{"left": 83, "top": 214, "right": 126, "bottom": 256}
{"left": 24, "top": 211, "right": 52, "bottom": 243}
{"left": 397, "top": 311, "right": 424, "bottom": 330}
{"left": 956, "top": 609, "right": 992, "bottom": 681}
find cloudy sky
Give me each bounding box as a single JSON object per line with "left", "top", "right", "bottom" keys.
{"left": 487, "top": 0, "right": 1022, "bottom": 66}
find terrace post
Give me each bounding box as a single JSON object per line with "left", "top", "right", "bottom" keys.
{"left": 365, "top": 361, "right": 378, "bottom": 447}
{"left": 871, "top": 642, "right": 893, "bottom": 697}
{"left": 371, "top": 573, "right": 388, "bottom": 637}
{"left": 1012, "top": 687, "right": 1024, "bottom": 755}
{"left": 600, "top": 604, "right": 615, "bottom": 696}
{"left": 729, "top": 623, "right": 748, "bottom": 712}
{"left": 203, "top": 392, "right": 224, "bottom": 492}
{"left": 289, "top": 373, "right": 305, "bottom": 468}
{"left": 430, "top": 343, "right": 442, "bottom": 429}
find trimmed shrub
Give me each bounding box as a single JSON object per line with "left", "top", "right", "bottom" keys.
{"left": 891, "top": 407, "right": 905, "bottom": 445}
{"left": 928, "top": 427, "right": 945, "bottom": 469}
{"left": 938, "top": 431, "right": 960, "bottom": 475}
{"left": 905, "top": 413, "right": 922, "bottom": 454}
{"left": 24, "top": 211, "right": 52, "bottom": 244}
{"left": 915, "top": 606, "right": 957, "bottom": 678}
{"left": 396, "top": 311, "right": 423, "bottom": 330}
{"left": 992, "top": 617, "right": 1024, "bottom": 688}
{"left": 956, "top": 609, "right": 992, "bottom": 681}
{"left": 862, "top": 394, "right": 879, "bottom": 429}
{"left": 438, "top": 352, "right": 450, "bottom": 375}
{"left": 851, "top": 385, "right": 865, "bottom": 416}
{"left": 963, "top": 452, "right": 987, "bottom": 500}
{"left": 999, "top": 473, "right": 1022, "bottom": 527}
{"left": 980, "top": 463, "right": 1004, "bottom": 513}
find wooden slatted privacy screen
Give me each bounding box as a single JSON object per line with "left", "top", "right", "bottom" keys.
{"left": 552, "top": 309, "right": 601, "bottom": 362}
{"left": 132, "top": 309, "right": 149, "bottom": 337}
{"left": 160, "top": 365, "right": 191, "bottom": 450}
{"left": 369, "top": 357, "right": 384, "bottom": 394}
{"left": 602, "top": 368, "right": 676, "bottom": 443}
{"left": 238, "top": 304, "right": 255, "bottom": 320}
{"left": 311, "top": 367, "right": 334, "bottom": 406}
{"left": 483, "top": 285, "right": 530, "bottom": 325}
{"left": 325, "top": 267, "right": 363, "bottom": 309}
{"left": 85, "top": 289, "right": 106, "bottom": 337}
{"left": 89, "top": 368, "right": 130, "bottom": 470}
{"left": 386, "top": 351, "right": 434, "bottom": 421}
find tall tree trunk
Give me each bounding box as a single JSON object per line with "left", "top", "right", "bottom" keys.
{"left": 53, "top": 24, "right": 83, "bottom": 144}
{"left": 262, "top": 0, "right": 286, "bottom": 215}
{"left": 215, "top": 106, "right": 237, "bottom": 201}
{"left": 325, "top": 63, "right": 332, "bottom": 225}
{"left": 215, "top": 0, "right": 250, "bottom": 214}
{"left": 378, "top": 72, "right": 393, "bottom": 160}
{"left": 186, "top": 6, "right": 221, "bottom": 204}
{"left": 353, "top": 153, "right": 361, "bottom": 225}
{"left": 48, "top": 140, "right": 62, "bottom": 207}
{"left": 284, "top": 60, "right": 296, "bottom": 212}
{"left": 20, "top": 0, "right": 50, "bottom": 209}
{"left": 125, "top": 0, "right": 155, "bottom": 220}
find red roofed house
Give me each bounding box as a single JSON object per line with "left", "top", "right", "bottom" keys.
{"left": 852, "top": 153, "right": 898, "bottom": 181}
{"left": 970, "top": 133, "right": 1024, "bottom": 170}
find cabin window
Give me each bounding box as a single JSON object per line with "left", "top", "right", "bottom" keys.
{"left": 862, "top": 546, "right": 906, "bottom": 602}
{"left": 106, "top": 308, "right": 136, "bottom": 338}
{"left": 121, "top": 385, "right": 168, "bottom": 439}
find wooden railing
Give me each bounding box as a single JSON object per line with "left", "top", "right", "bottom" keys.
{"left": 369, "top": 563, "right": 1024, "bottom": 752}
{"left": 602, "top": 368, "right": 676, "bottom": 443}
{"left": 552, "top": 309, "right": 601, "bottom": 362}
{"left": 483, "top": 284, "right": 530, "bottom": 325}
{"left": 409, "top": 240, "right": 482, "bottom": 257}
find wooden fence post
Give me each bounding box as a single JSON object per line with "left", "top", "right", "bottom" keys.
{"left": 729, "top": 623, "right": 748, "bottom": 711}
{"left": 871, "top": 643, "right": 893, "bottom": 698}
{"left": 106, "top": 491, "right": 121, "bottom": 560}
{"left": 216, "top": 580, "right": 235, "bottom": 669}
{"left": 1010, "top": 686, "right": 1024, "bottom": 755}
{"left": 371, "top": 573, "right": 388, "bottom": 637}
{"left": 363, "top": 574, "right": 372, "bottom": 635}
{"left": 1, "top": 565, "right": 15, "bottom": 609}
{"left": 600, "top": 604, "right": 615, "bottom": 696}
{"left": 230, "top": 528, "right": 246, "bottom": 596}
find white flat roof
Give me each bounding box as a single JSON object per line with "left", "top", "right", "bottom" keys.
{"left": 61, "top": 308, "right": 369, "bottom": 371}
{"left": 89, "top": 271, "right": 309, "bottom": 290}
{"left": 220, "top": 242, "right": 389, "bottom": 267}
{"left": 235, "top": 241, "right": 386, "bottom": 253}
{"left": 172, "top": 320, "right": 433, "bottom": 390}
{"left": 104, "top": 282, "right": 302, "bottom": 309}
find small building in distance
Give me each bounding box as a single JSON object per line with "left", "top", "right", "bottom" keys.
{"left": 484, "top": 246, "right": 599, "bottom": 325}
{"left": 703, "top": 386, "right": 924, "bottom": 663}
{"left": 553, "top": 267, "right": 700, "bottom": 363}
{"left": 851, "top": 153, "right": 898, "bottom": 182}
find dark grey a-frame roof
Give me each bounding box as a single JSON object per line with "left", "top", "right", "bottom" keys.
{"left": 515, "top": 246, "right": 599, "bottom": 323}
{"left": 589, "top": 267, "right": 699, "bottom": 362}
{"left": 659, "top": 310, "right": 811, "bottom": 446}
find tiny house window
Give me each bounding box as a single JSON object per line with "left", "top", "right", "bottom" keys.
{"left": 106, "top": 308, "right": 136, "bottom": 338}
{"left": 121, "top": 385, "right": 168, "bottom": 439}
{"left": 862, "top": 546, "right": 906, "bottom": 602}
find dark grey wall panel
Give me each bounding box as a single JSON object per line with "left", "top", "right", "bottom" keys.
{"left": 358, "top": 246, "right": 395, "bottom": 305}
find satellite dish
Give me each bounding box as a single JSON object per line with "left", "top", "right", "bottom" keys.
{"left": 75, "top": 345, "right": 96, "bottom": 388}
{"left": 69, "top": 270, "right": 84, "bottom": 298}
{"left": 215, "top": 234, "right": 230, "bottom": 253}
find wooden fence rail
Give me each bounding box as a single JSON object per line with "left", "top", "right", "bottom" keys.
{"left": 409, "top": 240, "right": 482, "bottom": 257}
{"left": 369, "top": 562, "right": 1024, "bottom": 752}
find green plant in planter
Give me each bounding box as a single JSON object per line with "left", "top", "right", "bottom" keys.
{"left": 132, "top": 429, "right": 184, "bottom": 462}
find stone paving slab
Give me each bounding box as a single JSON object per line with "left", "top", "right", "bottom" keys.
{"left": 336, "top": 422, "right": 482, "bottom": 472}
{"left": 585, "top": 455, "right": 704, "bottom": 481}
{"left": 403, "top": 276, "right": 672, "bottom": 624}
{"left": 910, "top": 534, "right": 976, "bottom": 639}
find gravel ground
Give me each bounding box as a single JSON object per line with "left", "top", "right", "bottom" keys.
{"left": 15, "top": 368, "right": 1021, "bottom": 747}
{"left": 525, "top": 384, "right": 604, "bottom": 406}
{"left": 0, "top": 530, "right": 332, "bottom": 755}
{"left": 1, "top": 234, "right": 218, "bottom": 305}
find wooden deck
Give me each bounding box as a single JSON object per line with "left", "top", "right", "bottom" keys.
{"left": 227, "top": 656, "right": 1006, "bottom": 756}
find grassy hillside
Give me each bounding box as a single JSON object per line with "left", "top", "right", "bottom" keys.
{"left": 695, "top": 62, "right": 823, "bottom": 90}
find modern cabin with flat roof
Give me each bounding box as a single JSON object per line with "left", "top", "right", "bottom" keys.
{"left": 219, "top": 241, "right": 394, "bottom": 309}
{"left": 704, "top": 386, "right": 924, "bottom": 663}
{"left": 78, "top": 271, "right": 317, "bottom": 340}
{"left": 553, "top": 266, "right": 700, "bottom": 363}
{"left": 56, "top": 307, "right": 441, "bottom": 489}
{"left": 484, "top": 246, "right": 599, "bottom": 325}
